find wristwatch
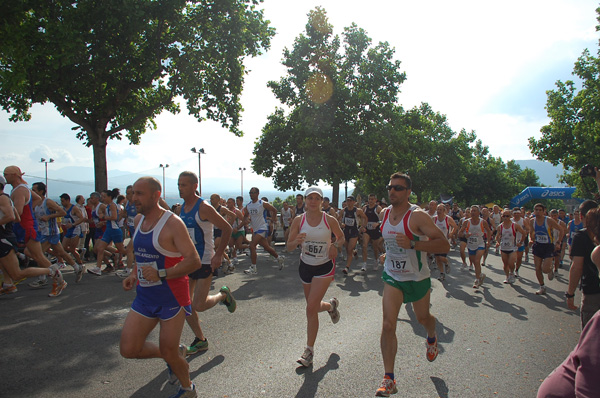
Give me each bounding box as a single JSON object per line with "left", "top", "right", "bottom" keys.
{"left": 158, "top": 268, "right": 167, "bottom": 281}
{"left": 409, "top": 241, "right": 416, "bottom": 250}
{"left": 564, "top": 292, "right": 575, "bottom": 299}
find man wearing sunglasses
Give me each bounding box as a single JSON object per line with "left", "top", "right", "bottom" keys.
{"left": 375, "top": 173, "right": 450, "bottom": 397}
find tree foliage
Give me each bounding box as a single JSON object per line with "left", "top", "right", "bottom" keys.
{"left": 252, "top": 7, "right": 405, "bottom": 206}
{"left": 529, "top": 7, "right": 600, "bottom": 196}
{"left": 0, "top": 0, "right": 274, "bottom": 191}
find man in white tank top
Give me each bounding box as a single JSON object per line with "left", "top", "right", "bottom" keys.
{"left": 375, "top": 173, "right": 450, "bottom": 397}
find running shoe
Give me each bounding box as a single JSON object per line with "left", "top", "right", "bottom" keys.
{"left": 461, "top": 262, "right": 468, "bottom": 270}
{"left": 168, "top": 383, "right": 197, "bottom": 398}
{"left": 0, "top": 284, "right": 17, "bottom": 295}
{"left": 342, "top": 267, "right": 349, "bottom": 275}
{"left": 115, "top": 269, "right": 131, "bottom": 278}
{"left": 186, "top": 337, "right": 208, "bottom": 355}
{"left": 296, "top": 347, "right": 313, "bottom": 367}
{"left": 473, "top": 278, "right": 479, "bottom": 289}
{"left": 438, "top": 273, "right": 445, "bottom": 282}
{"left": 535, "top": 285, "right": 547, "bottom": 295}
{"left": 445, "top": 263, "right": 451, "bottom": 274}
{"left": 503, "top": 277, "right": 509, "bottom": 284}
{"left": 75, "top": 264, "right": 85, "bottom": 283}
{"left": 508, "top": 273, "right": 516, "bottom": 284}
{"left": 360, "top": 262, "right": 367, "bottom": 272}
{"left": 48, "top": 280, "right": 67, "bottom": 297}
{"left": 426, "top": 336, "right": 439, "bottom": 362}
{"left": 244, "top": 265, "right": 257, "bottom": 275}
{"left": 554, "top": 269, "right": 559, "bottom": 277}
{"left": 277, "top": 256, "right": 285, "bottom": 270}
{"left": 220, "top": 286, "right": 237, "bottom": 313}
{"left": 224, "top": 264, "right": 235, "bottom": 275}
{"left": 102, "top": 265, "right": 115, "bottom": 274}
{"left": 548, "top": 269, "right": 555, "bottom": 280}
{"left": 375, "top": 375, "right": 397, "bottom": 397}
{"left": 87, "top": 266, "right": 102, "bottom": 276}
{"left": 524, "top": 254, "right": 529, "bottom": 262}
{"left": 328, "top": 297, "right": 340, "bottom": 324}
{"left": 353, "top": 249, "right": 358, "bottom": 258}
{"left": 166, "top": 363, "right": 178, "bottom": 385}
{"left": 28, "top": 279, "right": 48, "bottom": 288}
{"left": 478, "top": 273, "right": 486, "bottom": 287}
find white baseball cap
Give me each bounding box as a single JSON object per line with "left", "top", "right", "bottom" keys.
{"left": 304, "top": 186, "right": 323, "bottom": 198}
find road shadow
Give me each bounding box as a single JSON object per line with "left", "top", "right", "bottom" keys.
{"left": 398, "top": 303, "right": 455, "bottom": 355}
{"left": 431, "top": 376, "right": 449, "bottom": 398}
{"left": 294, "top": 353, "right": 340, "bottom": 398}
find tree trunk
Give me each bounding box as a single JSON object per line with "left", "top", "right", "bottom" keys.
{"left": 92, "top": 139, "right": 108, "bottom": 193}
{"left": 332, "top": 180, "right": 340, "bottom": 209}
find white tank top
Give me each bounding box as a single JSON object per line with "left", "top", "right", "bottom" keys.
{"left": 465, "top": 219, "right": 485, "bottom": 250}
{"left": 433, "top": 215, "right": 450, "bottom": 238}
{"left": 381, "top": 205, "right": 429, "bottom": 282}
{"left": 499, "top": 223, "right": 517, "bottom": 252}
{"left": 299, "top": 212, "right": 332, "bottom": 266}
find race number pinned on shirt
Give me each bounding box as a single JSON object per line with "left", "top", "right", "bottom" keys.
{"left": 137, "top": 261, "right": 162, "bottom": 287}
{"left": 303, "top": 240, "right": 328, "bottom": 259}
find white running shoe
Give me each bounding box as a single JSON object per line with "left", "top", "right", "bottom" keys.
{"left": 87, "top": 266, "right": 102, "bottom": 276}
{"left": 328, "top": 298, "right": 340, "bottom": 324}
{"left": 277, "top": 256, "right": 285, "bottom": 270}
{"left": 535, "top": 285, "right": 547, "bottom": 295}
{"left": 360, "top": 262, "right": 367, "bottom": 272}
{"left": 244, "top": 265, "right": 257, "bottom": 275}
{"left": 297, "top": 347, "right": 313, "bottom": 367}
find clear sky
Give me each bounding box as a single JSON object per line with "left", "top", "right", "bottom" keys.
{"left": 1, "top": 0, "right": 598, "bottom": 191}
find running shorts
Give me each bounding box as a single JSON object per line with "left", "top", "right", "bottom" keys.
{"left": 298, "top": 259, "right": 335, "bottom": 284}
{"left": 382, "top": 272, "right": 431, "bottom": 303}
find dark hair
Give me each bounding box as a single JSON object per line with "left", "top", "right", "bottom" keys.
{"left": 586, "top": 207, "right": 600, "bottom": 240}
{"left": 60, "top": 193, "right": 70, "bottom": 201}
{"left": 33, "top": 182, "right": 47, "bottom": 196}
{"left": 236, "top": 196, "right": 243, "bottom": 201}
{"left": 389, "top": 172, "right": 412, "bottom": 189}
{"left": 580, "top": 200, "right": 598, "bottom": 218}
{"left": 117, "top": 195, "right": 126, "bottom": 204}
{"left": 533, "top": 203, "right": 545, "bottom": 210}
{"left": 103, "top": 188, "right": 120, "bottom": 200}
{"left": 75, "top": 195, "right": 84, "bottom": 203}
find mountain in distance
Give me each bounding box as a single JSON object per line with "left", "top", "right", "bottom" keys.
{"left": 513, "top": 159, "right": 565, "bottom": 187}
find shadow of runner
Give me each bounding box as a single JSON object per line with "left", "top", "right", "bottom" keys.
{"left": 294, "top": 353, "right": 340, "bottom": 398}
{"left": 430, "top": 376, "right": 449, "bottom": 398}
{"left": 130, "top": 355, "right": 225, "bottom": 398}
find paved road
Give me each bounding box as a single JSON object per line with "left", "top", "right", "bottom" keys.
{"left": 0, "top": 245, "right": 583, "bottom": 397}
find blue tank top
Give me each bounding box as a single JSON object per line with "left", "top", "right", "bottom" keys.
{"left": 106, "top": 203, "right": 120, "bottom": 230}
{"left": 533, "top": 217, "right": 552, "bottom": 244}
{"left": 125, "top": 201, "right": 137, "bottom": 228}
{"left": 133, "top": 211, "right": 189, "bottom": 306}
{"left": 179, "top": 198, "right": 214, "bottom": 264}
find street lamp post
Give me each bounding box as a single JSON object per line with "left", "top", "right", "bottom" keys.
{"left": 40, "top": 158, "right": 54, "bottom": 194}
{"left": 159, "top": 164, "right": 169, "bottom": 200}
{"left": 191, "top": 147, "right": 206, "bottom": 196}
{"left": 239, "top": 167, "right": 246, "bottom": 198}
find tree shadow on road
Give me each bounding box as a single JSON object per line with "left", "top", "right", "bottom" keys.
{"left": 294, "top": 353, "right": 340, "bottom": 398}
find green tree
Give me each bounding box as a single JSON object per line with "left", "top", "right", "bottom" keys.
{"left": 252, "top": 7, "right": 405, "bottom": 206}
{"left": 529, "top": 7, "right": 600, "bottom": 196}
{"left": 0, "top": 0, "right": 274, "bottom": 191}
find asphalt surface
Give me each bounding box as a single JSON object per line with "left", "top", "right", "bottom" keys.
{"left": 0, "top": 244, "right": 583, "bottom": 398}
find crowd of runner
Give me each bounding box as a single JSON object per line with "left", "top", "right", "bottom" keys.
{"left": 1, "top": 164, "right": 598, "bottom": 398}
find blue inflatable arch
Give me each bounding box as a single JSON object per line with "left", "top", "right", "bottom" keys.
{"left": 509, "top": 187, "right": 576, "bottom": 208}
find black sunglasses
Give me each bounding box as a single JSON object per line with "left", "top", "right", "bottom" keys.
{"left": 386, "top": 185, "right": 409, "bottom": 192}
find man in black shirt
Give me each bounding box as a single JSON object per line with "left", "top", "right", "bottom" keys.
{"left": 566, "top": 200, "right": 600, "bottom": 328}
